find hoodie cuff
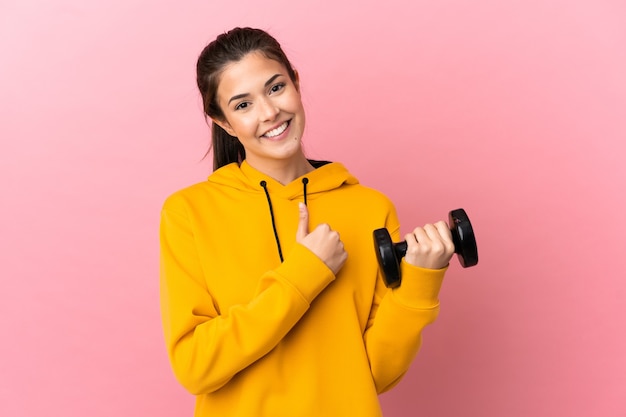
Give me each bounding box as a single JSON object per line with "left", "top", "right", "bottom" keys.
{"left": 391, "top": 261, "right": 447, "bottom": 309}
{"left": 274, "top": 244, "right": 335, "bottom": 304}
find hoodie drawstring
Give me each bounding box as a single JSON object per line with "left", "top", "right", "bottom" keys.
{"left": 302, "top": 178, "right": 309, "bottom": 206}
{"left": 260, "top": 177, "right": 309, "bottom": 263}
{"left": 260, "top": 180, "right": 283, "bottom": 262}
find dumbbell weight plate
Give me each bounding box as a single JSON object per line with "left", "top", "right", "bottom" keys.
{"left": 448, "top": 208, "right": 478, "bottom": 268}
{"left": 373, "top": 228, "right": 403, "bottom": 288}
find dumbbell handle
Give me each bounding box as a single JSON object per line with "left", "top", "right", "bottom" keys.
{"left": 392, "top": 222, "right": 465, "bottom": 259}
{"left": 393, "top": 241, "right": 408, "bottom": 259}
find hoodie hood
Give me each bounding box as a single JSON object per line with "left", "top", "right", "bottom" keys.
{"left": 207, "top": 160, "right": 359, "bottom": 263}
{"left": 207, "top": 160, "right": 360, "bottom": 201}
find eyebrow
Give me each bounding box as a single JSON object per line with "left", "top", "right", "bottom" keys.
{"left": 227, "top": 74, "right": 283, "bottom": 105}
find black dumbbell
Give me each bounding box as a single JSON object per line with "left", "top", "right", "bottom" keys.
{"left": 373, "top": 208, "right": 478, "bottom": 288}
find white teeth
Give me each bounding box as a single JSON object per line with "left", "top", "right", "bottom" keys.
{"left": 263, "top": 122, "right": 288, "bottom": 138}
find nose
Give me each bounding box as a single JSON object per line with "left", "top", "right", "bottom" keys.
{"left": 258, "top": 97, "right": 279, "bottom": 121}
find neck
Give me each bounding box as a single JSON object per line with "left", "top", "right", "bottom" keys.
{"left": 246, "top": 154, "right": 314, "bottom": 185}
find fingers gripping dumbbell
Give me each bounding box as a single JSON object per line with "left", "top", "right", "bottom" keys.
{"left": 373, "top": 208, "right": 478, "bottom": 288}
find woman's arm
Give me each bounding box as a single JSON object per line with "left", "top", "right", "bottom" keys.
{"left": 160, "top": 204, "right": 335, "bottom": 395}
{"left": 363, "top": 210, "right": 448, "bottom": 393}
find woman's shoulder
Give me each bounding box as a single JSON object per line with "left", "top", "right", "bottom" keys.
{"left": 342, "top": 182, "right": 395, "bottom": 209}
{"left": 162, "top": 163, "right": 246, "bottom": 210}
{"left": 320, "top": 161, "right": 395, "bottom": 207}
{"left": 161, "top": 180, "right": 214, "bottom": 212}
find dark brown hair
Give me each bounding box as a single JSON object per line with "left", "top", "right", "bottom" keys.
{"left": 196, "top": 27, "right": 298, "bottom": 170}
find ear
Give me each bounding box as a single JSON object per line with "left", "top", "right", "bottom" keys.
{"left": 293, "top": 69, "right": 301, "bottom": 92}
{"left": 211, "top": 117, "right": 236, "bottom": 137}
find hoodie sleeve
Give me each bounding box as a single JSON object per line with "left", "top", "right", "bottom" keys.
{"left": 363, "top": 206, "right": 447, "bottom": 394}
{"left": 159, "top": 200, "right": 335, "bottom": 395}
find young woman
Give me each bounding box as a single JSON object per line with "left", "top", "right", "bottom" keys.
{"left": 160, "top": 27, "right": 455, "bottom": 417}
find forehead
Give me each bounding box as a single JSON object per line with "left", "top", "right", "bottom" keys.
{"left": 216, "top": 52, "right": 288, "bottom": 97}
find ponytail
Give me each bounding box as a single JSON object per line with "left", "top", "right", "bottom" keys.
{"left": 211, "top": 124, "right": 246, "bottom": 170}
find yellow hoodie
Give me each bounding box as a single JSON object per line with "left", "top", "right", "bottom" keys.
{"left": 160, "top": 160, "right": 446, "bottom": 417}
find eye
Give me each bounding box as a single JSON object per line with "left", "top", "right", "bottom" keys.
{"left": 234, "top": 101, "right": 249, "bottom": 111}
{"left": 269, "top": 83, "right": 285, "bottom": 94}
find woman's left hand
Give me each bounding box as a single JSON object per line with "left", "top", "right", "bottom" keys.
{"left": 404, "top": 221, "right": 455, "bottom": 270}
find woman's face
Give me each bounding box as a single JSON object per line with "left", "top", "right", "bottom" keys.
{"left": 213, "top": 52, "right": 306, "bottom": 170}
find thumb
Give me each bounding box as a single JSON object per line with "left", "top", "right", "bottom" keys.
{"left": 295, "top": 202, "right": 309, "bottom": 242}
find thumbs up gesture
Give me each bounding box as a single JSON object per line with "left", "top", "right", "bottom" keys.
{"left": 295, "top": 203, "right": 347, "bottom": 275}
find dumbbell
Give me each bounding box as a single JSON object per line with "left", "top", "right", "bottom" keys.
{"left": 373, "top": 208, "right": 478, "bottom": 288}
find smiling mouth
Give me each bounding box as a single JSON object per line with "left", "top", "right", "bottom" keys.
{"left": 262, "top": 121, "right": 290, "bottom": 138}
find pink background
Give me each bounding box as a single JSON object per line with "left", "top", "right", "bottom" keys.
{"left": 1, "top": 0, "right": 625, "bottom": 415}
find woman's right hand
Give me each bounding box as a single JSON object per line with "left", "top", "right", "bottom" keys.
{"left": 295, "top": 203, "right": 347, "bottom": 275}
